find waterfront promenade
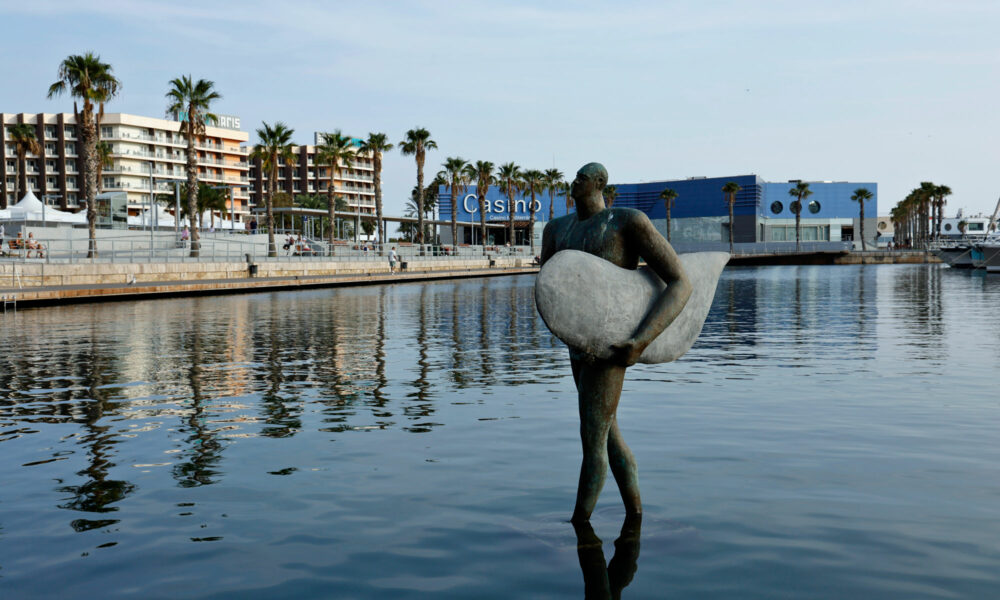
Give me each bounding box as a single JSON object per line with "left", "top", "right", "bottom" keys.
{"left": 0, "top": 254, "right": 538, "bottom": 307}
{"left": 0, "top": 240, "right": 942, "bottom": 308}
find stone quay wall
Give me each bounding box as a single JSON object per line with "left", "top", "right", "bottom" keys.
{"left": 0, "top": 257, "right": 536, "bottom": 305}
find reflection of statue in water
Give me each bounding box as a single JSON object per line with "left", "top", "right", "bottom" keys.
{"left": 540, "top": 163, "right": 692, "bottom": 522}
{"left": 574, "top": 515, "right": 642, "bottom": 599}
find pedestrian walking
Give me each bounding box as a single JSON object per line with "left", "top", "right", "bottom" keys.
{"left": 388, "top": 246, "right": 398, "bottom": 273}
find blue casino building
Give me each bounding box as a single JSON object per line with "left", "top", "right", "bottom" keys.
{"left": 438, "top": 174, "right": 878, "bottom": 248}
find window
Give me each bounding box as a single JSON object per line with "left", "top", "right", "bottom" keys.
{"left": 68, "top": 193, "right": 77, "bottom": 203}
{"left": 66, "top": 159, "right": 76, "bottom": 172}
{"left": 67, "top": 177, "right": 77, "bottom": 188}
{"left": 47, "top": 177, "right": 57, "bottom": 187}
{"left": 45, "top": 126, "right": 57, "bottom": 139}
{"left": 944, "top": 223, "right": 952, "bottom": 231}
{"left": 808, "top": 200, "right": 821, "bottom": 214}
{"left": 65, "top": 143, "right": 76, "bottom": 155}
{"left": 101, "top": 126, "right": 113, "bottom": 138}
{"left": 770, "top": 200, "right": 783, "bottom": 214}
{"left": 103, "top": 177, "right": 116, "bottom": 189}
{"left": 64, "top": 126, "right": 76, "bottom": 138}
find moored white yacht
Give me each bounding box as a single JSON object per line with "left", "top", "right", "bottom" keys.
{"left": 935, "top": 242, "right": 976, "bottom": 269}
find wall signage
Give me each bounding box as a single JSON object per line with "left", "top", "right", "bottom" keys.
{"left": 462, "top": 193, "right": 541, "bottom": 215}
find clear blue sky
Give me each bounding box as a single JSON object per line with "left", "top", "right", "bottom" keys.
{"left": 3, "top": 0, "right": 998, "bottom": 217}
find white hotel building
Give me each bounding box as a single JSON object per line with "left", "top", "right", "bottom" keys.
{"left": 2, "top": 112, "right": 251, "bottom": 221}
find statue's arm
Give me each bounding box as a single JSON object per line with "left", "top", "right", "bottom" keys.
{"left": 540, "top": 221, "right": 557, "bottom": 266}
{"left": 610, "top": 213, "right": 692, "bottom": 365}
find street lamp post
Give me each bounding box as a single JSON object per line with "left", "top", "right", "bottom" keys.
{"left": 148, "top": 161, "right": 155, "bottom": 260}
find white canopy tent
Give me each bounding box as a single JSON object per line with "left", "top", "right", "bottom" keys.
{"left": 127, "top": 203, "right": 176, "bottom": 228}
{"left": 2, "top": 190, "right": 86, "bottom": 224}
{"left": 127, "top": 207, "right": 245, "bottom": 231}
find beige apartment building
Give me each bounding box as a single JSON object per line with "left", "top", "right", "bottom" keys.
{"left": 248, "top": 133, "right": 376, "bottom": 217}
{"left": 2, "top": 112, "right": 250, "bottom": 222}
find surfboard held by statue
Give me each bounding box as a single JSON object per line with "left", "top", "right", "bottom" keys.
{"left": 534, "top": 250, "right": 728, "bottom": 364}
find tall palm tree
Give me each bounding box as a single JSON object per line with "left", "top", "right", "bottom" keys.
{"left": 563, "top": 181, "right": 574, "bottom": 213}
{"left": 660, "top": 187, "right": 678, "bottom": 242}
{"left": 47, "top": 52, "right": 120, "bottom": 257}
{"left": 465, "top": 160, "right": 495, "bottom": 250}
{"left": 521, "top": 169, "right": 544, "bottom": 254}
{"left": 8, "top": 123, "right": 40, "bottom": 206}
{"left": 722, "top": 182, "right": 741, "bottom": 254}
{"left": 788, "top": 182, "right": 812, "bottom": 252}
{"left": 251, "top": 121, "right": 295, "bottom": 257}
{"left": 603, "top": 184, "right": 618, "bottom": 207}
{"left": 934, "top": 184, "right": 952, "bottom": 242}
{"left": 166, "top": 75, "right": 221, "bottom": 257}
{"left": 439, "top": 156, "right": 469, "bottom": 249}
{"left": 918, "top": 181, "right": 936, "bottom": 246}
{"left": 851, "top": 187, "right": 873, "bottom": 251}
{"left": 543, "top": 168, "right": 564, "bottom": 221}
{"left": 316, "top": 130, "right": 356, "bottom": 250}
{"left": 359, "top": 133, "right": 393, "bottom": 246}
{"left": 497, "top": 162, "right": 521, "bottom": 246}
{"left": 95, "top": 140, "right": 113, "bottom": 194}
{"left": 399, "top": 128, "right": 437, "bottom": 250}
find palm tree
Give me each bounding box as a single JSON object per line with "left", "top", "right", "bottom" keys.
{"left": 563, "top": 181, "right": 574, "bottom": 213}
{"left": 296, "top": 193, "right": 329, "bottom": 238}
{"left": 958, "top": 220, "right": 968, "bottom": 237}
{"left": 660, "top": 187, "right": 678, "bottom": 242}
{"left": 543, "top": 168, "right": 564, "bottom": 221}
{"left": 497, "top": 162, "right": 521, "bottom": 246}
{"left": 521, "top": 169, "right": 544, "bottom": 254}
{"left": 399, "top": 128, "right": 437, "bottom": 250}
{"left": 851, "top": 188, "right": 873, "bottom": 251}
{"left": 603, "top": 184, "right": 618, "bottom": 207}
{"left": 166, "top": 75, "right": 221, "bottom": 257}
{"left": 251, "top": 121, "right": 296, "bottom": 257}
{"left": 465, "top": 160, "right": 495, "bottom": 250}
{"left": 934, "top": 184, "right": 952, "bottom": 242}
{"left": 316, "top": 130, "right": 356, "bottom": 250}
{"left": 47, "top": 52, "right": 121, "bottom": 257}
{"left": 722, "top": 182, "right": 741, "bottom": 254}
{"left": 8, "top": 123, "right": 40, "bottom": 206}
{"left": 918, "top": 181, "right": 936, "bottom": 246}
{"left": 95, "top": 140, "right": 113, "bottom": 194}
{"left": 201, "top": 186, "right": 228, "bottom": 229}
{"left": 788, "top": 182, "right": 812, "bottom": 252}
{"left": 439, "top": 156, "right": 469, "bottom": 249}
{"left": 359, "top": 133, "right": 393, "bottom": 246}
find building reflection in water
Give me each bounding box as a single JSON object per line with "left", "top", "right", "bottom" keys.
{"left": 0, "top": 275, "right": 569, "bottom": 537}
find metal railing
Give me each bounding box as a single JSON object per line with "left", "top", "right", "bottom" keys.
{"left": 1, "top": 233, "right": 535, "bottom": 265}
{"left": 671, "top": 241, "right": 853, "bottom": 255}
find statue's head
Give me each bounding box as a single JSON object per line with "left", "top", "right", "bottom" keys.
{"left": 571, "top": 162, "right": 608, "bottom": 201}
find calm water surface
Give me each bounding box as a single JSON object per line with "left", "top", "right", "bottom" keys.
{"left": 2, "top": 264, "right": 1000, "bottom": 598}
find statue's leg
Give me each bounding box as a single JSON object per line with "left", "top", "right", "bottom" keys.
{"left": 571, "top": 359, "right": 626, "bottom": 522}
{"left": 608, "top": 416, "right": 641, "bottom": 515}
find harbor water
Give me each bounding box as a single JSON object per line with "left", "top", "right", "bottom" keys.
{"left": 2, "top": 264, "right": 999, "bottom": 598}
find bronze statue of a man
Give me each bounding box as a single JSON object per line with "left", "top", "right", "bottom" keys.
{"left": 540, "top": 162, "right": 692, "bottom": 522}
